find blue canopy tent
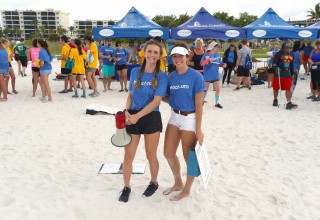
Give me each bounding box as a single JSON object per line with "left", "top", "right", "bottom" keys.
{"left": 244, "top": 8, "right": 318, "bottom": 40}
{"left": 171, "top": 7, "right": 246, "bottom": 40}
{"left": 308, "top": 20, "right": 320, "bottom": 38}
{"left": 93, "top": 7, "right": 170, "bottom": 40}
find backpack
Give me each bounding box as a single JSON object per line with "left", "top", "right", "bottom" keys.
{"left": 65, "top": 49, "right": 74, "bottom": 70}
{"left": 245, "top": 51, "right": 252, "bottom": 70}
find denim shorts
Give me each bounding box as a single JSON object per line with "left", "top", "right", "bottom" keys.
{"left": 0, "top": 69, "right": 9, "bottom": 76}
{"left": 40, "top": 70, "right": 52, "bottom": 76}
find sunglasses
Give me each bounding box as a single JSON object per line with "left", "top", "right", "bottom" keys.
{"left": 116, "top": 44, "right": 121, "bottom": 46}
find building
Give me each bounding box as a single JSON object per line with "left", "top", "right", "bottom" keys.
{"left": 288, "top": 18, "right": 320, "bottom": 27}
{"left": 0, "top": 8, "right": 70, "bottom": 40}
{"left": 73, "top": 20, "right": 118, "bottom": 38}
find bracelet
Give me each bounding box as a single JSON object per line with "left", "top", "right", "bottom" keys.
{"left": 123, "top": 109, "right": 128, "bottom": 113}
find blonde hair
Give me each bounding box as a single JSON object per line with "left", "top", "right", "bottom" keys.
{"left": 195, "top": 38, "right": 204, "bottom": 45}
{"left": 134, "top": 40, "right": 163, "bottom": 89}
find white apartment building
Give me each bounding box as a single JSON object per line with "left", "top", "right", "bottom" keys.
{"left": 74, "top": 20, "right": 118, "bottom": 38}
{"left": 0, "top": 8, "right": 70, "bottom": 39}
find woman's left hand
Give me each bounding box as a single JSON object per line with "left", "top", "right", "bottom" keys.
{"left": 127, "top": 114, "right": 139, "bottom": 125}
{"left": 196, "top": 129, "right": 204, "bottom": 146}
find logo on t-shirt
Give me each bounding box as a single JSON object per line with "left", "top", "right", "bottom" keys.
{"left": 170, "top": 85, "right": 190, "bottom": 90}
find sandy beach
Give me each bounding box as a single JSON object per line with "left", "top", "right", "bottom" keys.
{"left": 1, "top": 59, "right": 320, "bottom": 220}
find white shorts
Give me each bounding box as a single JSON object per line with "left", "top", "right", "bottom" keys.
{"left": 168, "top": 109, "right": 196, "bottom": 132}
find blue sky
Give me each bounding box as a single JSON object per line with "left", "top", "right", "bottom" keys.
{"left": 0, "top": 0, "right": 317, "bottom": 25}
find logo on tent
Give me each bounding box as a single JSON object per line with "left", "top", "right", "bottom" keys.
{"left": 99, "top": 29, "right": 115, "bottom": 37}
{"left": 298, "top": 30, "right": 312, "bottom": 38}
{"left": 149, "top": 29, "right": 164, "bottom": 37}
{"left": 177, "top": 29, "right": 192, "bottom": 37}
{"left": 252, "top": 30, "right": 267, "bottom": 37}
{"left": 225, "top": 30, "right": 240, "bottom": 38}
{"left": 194, "top": 21, "right": 201, "bottom": 27}
{"left": 263, "top": 21, "right": 272, "bottom": 26}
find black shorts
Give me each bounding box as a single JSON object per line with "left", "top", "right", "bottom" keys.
{"left": 61, "top": 68, "right": 72, "bottom": 76}
{"left": 237, "top": 65, "right": 250, "bottom": 77}
{"left": 268, "top": 67, "right": 275, "bottom": 74}
{"left": 126, "top": 110, "right": 162, "bottom": 135}
{"left": 14, "top": 54, "right": 20, "bottom": 61}
{"left": 9, "top": 62, "right": 12, "bottom": 68}
{"left": 115, "top": 64, "right": 128, "bottom": 71}
{"left": 20, "top": 56, "right": 28, "bottom": 67}
{"left": 32, "top": 67, "right": 40, "bottom": 72}
{"left": 205, "top": 79, "right": 219, "bottom": 83}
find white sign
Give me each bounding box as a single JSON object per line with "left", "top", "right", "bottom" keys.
{"left": 177, "top": 29, "right": 192, "bottom": 37}
{"left": 99, "top": 29, "right": 114, "bottom": 37}
{"left": 149, "top": 29, "right": 164, "bottom": 37}
{"left": 195, "top": 142, "right": 212, "bottom": 190}
{"left": 252, "top": 29, "right": 267, "bottom": 37}
{"left": 225, "top": 30, "right": 240, "bottom": 38}
{"left": 298, "top": 30, "right": 312, "bottom": 38}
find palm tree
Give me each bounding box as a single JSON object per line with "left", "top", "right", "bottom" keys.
{"left": 69, "top": 26, "right": 74, "bottom": 36}
{"left": 307, "top": 3, "right": 320, "bottom": 19}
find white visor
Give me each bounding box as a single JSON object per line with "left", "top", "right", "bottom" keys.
{"left": 170, "top": 47, "right": 189, "bottom": 56}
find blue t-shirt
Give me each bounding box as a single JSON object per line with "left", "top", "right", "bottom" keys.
{"left": 167, "top": 45, "right": 173, "bottom": 65}
{"left": 114, "top": 48, "right": 130, "bottom": 65}
{"left": 201, "top": 52, "right": 223, "bottom": 82}
{"left": 129, "top": 67, "right": 168, "bottom": 111}
{"left": 39, "top": 49, "right": 52, "bottom": 71}
{"left": 227, "top": 51, "right": 235, "bottom": 63}
{"left": 311, "top": 50, "right": 320, "bottom": 70}
{"left": 100, "top": 45, "right": 115, "bottom": 66}
{"left": 304, "top": 46, "right": 313, "bottom": 56}
{"left": 167, "top": 68, "right": 206, "bottom": 111}
{"left": 0, "top": 48, "right": 9, "bottom": 71}
{"left": 293, "top": 51, "right": 300, "bottom": 70}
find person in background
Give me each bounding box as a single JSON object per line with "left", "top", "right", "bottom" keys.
{"left": 126, "top": 39, "right": 138, "bottom": 64}
{"left": 27, "top": 38, "right": 41, "bottom": 97}
{"left": 235, "top": 38, "right": 252, "bottom": 90}
{"left": 114, "top": 41, "right": 131, "bottom": 92}
{"left": 188, "top": 38, "right": 205, "bottom": 74}
{"left": 58, "top": 35, "right": 73, "bottom": 93}
{"left": 291, "top": 40, "right": 303, "bottom": 94}
{"left": 222, "top": 43, "right": 237, "bottom": 87}
{"left": 163, "top": 42, "right": 205, "bottom": 201}
{"left": 2, "top": 38, "right": 18, "bottom": 94}
{"left": 119, "top": 40, "right": 168, "bottom": 202}
{"left": 266, "top": 41, "right": 280, "bottom": 88}
{"left": 97, "top": 39, "right": 105, "bottom": 75}
{"left": 167, "top": 40, "right": 176, "bottom": 74}
{"left": 69, "top": 39, "right": 87, "bottom": 98}
{"left": 13, "top": 40, "right": 22, "bottom": 76}
{"left": 308, "top": 39, "right": 320, "bottom": 101}
{"left": 138, "top": 37, "right": 153, "bottom": 64}
{"left": 272, "top": 41, "right": 297, "bottom": 110}
{"left": 0, "top": 39, "right": 9, "bottom": 102}
{"left": 84, "top": 36, "right": 99, "bottom": 97}
{"left": 37, "top": 39, "right": 52, "bottom": 103}
{"left": 303, "top": 42, "right": 313, "bottom": 75}
{"left": 201, "top": 41, "right": 226, "bottom": 108}
{"left": 15, "top": 38, "right": 28, "bottom": 77}
{"left": 99, "top": 39, "right": 115, "bottom": 91}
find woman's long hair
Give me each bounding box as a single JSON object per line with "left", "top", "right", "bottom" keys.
{"left": 134, "top": 40, "right": 163, "bottom": 90}
{"left": 37, "top": 39, "right": 50, "bottom": 56}
{"left": 74, "top": 39, "right": 83, "bottom": 55}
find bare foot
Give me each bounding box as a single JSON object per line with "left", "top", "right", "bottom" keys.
{"left": 103, "top": 89, "right": 107, "bottom": 92}
{"left": 108, "top": 88, "right": 113, "bottom": 91}
{"left": 163, "top": 185, "right": 184, "bottom": 195}
{"left": 170, "top": 190, "right": 190, "bottom": 201}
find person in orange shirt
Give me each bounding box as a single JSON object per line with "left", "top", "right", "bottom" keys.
{"left": 69, "top": 39, "right": 87, "bottom": 98}
{"left": 84, "top": 36, "right": 99, "bottom": 97}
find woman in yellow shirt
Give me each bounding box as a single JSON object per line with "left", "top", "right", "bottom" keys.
{"left": 3, "top": 38, "right": 18, "bottom": 94}
{"left": 69, "top": 39, "right": 87, "bottom": 98}
{"left": 84, "top": 36, "right": 99, "bottom": 97}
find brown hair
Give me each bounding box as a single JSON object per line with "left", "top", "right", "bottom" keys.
{"left": 134, "top": 40, "right": 163, "bottom": 89}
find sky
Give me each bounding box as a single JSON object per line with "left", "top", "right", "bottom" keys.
{"left": 0, "top": 0, "right": 318, "bottom": 26}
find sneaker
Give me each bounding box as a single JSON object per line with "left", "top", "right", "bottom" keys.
{"left": 119, "top": 89, "right": 124, "bottom": 92}
{"left": 215, "top": 103, "right": 223, "bottom": 109}
{"left": 142, "top": 181, "right": 159, "bottom": 198}
{"left": 81, "top": 94, "right": 86, "bottom": 98}
{"left": 59, "top": 89, "right": 68, "bottom": 93}
{"left": 306, "top": 95, "right": 316, "bottom": 99}
{"left": 234, "top": 87, "right": 240, "bottom": 91}
{"left": 312, "top": 97, "right": 320, "bottom": 102}
{"left": 89, "top": 86, "right": 93, "bottom": 90}
{"left": 91, "top": 91, "right": 99, "bottom": 97}
{"left": 7, "top": 91, "right": 12, "bottom": 95}
{"left": 67, "top": 89, "right": 73, "bottom": 92}
{"left": 272, "top": 99, "right": 278, "bottom": 107}
{"left": 125, "top": 89, "right": 128, "bottom": 92}
{"left": 286, "top": 102, "right": 298, "bottom": 110}
{"left": 13, "top": 90, "right": 19, "bottom": 94}
{"left": 119, "top": 187, "right": 131, "bottom": 202}
{"left": 72, "top": 94, "right": 79, "bottom": 98}
{"left": 39, "top": 97, "right": 47, "bottom": 103}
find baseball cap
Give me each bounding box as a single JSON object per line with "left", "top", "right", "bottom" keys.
{"left": 206, "top": 41, "right": 220, "bottom": 51}
{"left": 170, "top": 46, "right": 189, "bottom": 56}
{"left": 283, "top": 41, "right": 292, "bottom": 48}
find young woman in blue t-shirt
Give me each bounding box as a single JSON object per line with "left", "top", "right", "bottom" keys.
{"left": 0, "top": 39, "right": 9, "bottom": 101}
{"left": 119, "top": 40, "right": 168, "bottom": 203}
{"left": 37, "top": 39, "right": 52, "bottom": 103}
{"left": 163, "top": 42, "right": 205, "bottom": 201}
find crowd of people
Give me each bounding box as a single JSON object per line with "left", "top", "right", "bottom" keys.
{"left": 1, "top": 35, "right": 320, "bottom": 202}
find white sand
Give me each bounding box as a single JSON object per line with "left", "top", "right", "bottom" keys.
{"left": 1, "top": 59, "right": 320, "bottom": 220}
